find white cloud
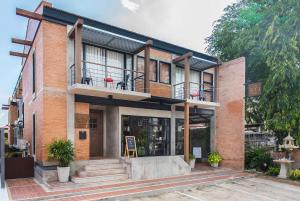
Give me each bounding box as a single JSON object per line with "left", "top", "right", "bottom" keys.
{"left": 121, "top": 0, "right": 140, "bottom": 13}
{"left": 114, "top": 0, "right": 236, "bottom": 53}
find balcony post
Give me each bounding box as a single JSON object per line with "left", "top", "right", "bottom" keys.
{"left": 144, "top": 43, "right": 151, "bottom": 93}
{"left": 184, "top": 57, "right": 190, "bottom": 99}
{"left": 183, "top": 56, "right": 191, "bottom": 162}
{"left": 73, "top": 18, "right": 83, "bottom": 84}
{"left": 184, "top": 102, "right": 190, "bottom": 162}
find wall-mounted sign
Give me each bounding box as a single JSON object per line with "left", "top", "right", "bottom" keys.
{"left": 75, "top": 113, "right": 89, "bottom": 128}
{"left": 247, "top": 82, "right": 262, "bottom": 97}
{"left": 79, "top": 131, "right": 87, "bottom": 140}
{"left": 124, "top": 136, "right": 138, "bottom": 158}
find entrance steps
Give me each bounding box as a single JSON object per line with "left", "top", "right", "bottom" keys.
{"left": 72, "top": 159, "right": 128, "bottom": 184}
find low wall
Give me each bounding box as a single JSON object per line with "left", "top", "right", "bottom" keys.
{"left": 128, "top": 156, "right": 191, "bottom": 180}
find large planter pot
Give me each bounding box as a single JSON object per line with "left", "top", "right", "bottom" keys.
{"left": 211, "top": 163, "right": 219, "bottom": 168}
{"left": 189, "top": 159, "right": 196, "bottom": 168}
{"left": 57, "top": 166, "right": 70, "bottom": 182}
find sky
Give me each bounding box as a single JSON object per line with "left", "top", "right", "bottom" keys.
{"left": 0, "top": 0, "right": 236, "bottom": 126}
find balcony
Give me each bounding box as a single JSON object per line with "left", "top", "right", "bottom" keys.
{"left": 68, "top": 61, "right": 151, "bottom": 101}
{"left": 173, "top": 82, "right": 220, "bottom": 108}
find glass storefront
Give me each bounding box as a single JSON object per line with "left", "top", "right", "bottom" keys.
{"left": 175, "top": 119, "right": 211, "bottom": 160}
{"left": 121, "top": 115, "right": 170, "bottom": 157}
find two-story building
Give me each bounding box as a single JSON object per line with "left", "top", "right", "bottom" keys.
{"left": 8, "top": 1, "right": 245, "bottom": 183}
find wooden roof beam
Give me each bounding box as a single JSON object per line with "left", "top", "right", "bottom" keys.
{"left": 172, "top": 52, "right": 193, "bottom": 63}
{"left": 9, "top": 51, "right": 28, "bottom": 58}
{"left": 68, "top": 18, "right": 84, "bottom": 38}
{"left": 16, "top": 8, "right": 43, "bottom": 21}
{"left": 133, "top": 40, "right": 153, "bottom": 54}
{"left": 11, "top": 38, "right": 33, "bottom": 46}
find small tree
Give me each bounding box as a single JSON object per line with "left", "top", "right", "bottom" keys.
{"left": 48, "top": 139, "right": 74, "bottom": 167}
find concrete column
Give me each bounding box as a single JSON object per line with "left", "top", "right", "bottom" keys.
{"left": 170, "top": 105, "right": 176, "bottom": 155}
{"left": 210, "top": 114, "right": 216, "bottom": 152}
{"left": 67, "top": 94, "right": 75, "bottom": 144}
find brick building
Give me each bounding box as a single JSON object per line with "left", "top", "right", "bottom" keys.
{"left": 8, "top": 1, "right": 245, "bottom": 182}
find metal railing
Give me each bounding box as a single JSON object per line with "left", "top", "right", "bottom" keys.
{"left": 173, "top": 82, "right": 215, "bottom": 102}
{"left": 69, "top": 61, "right": 145, "bottom": 92}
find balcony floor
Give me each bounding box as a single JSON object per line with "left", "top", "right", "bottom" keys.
{"left": 175, "top": 98, "right": 220, "bottom": 109}
{"left": 68, "top": 83, "right": 151, "bottom": 101}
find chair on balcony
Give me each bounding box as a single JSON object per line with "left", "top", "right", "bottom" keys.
{"left": 190, "top": 89, "right": 205, "bottom": 101}
{"left": 116, "top": 74, "right": 130, "bottom": 90}
{"left": 104, "top": 77, "right": 114, "bottom": 88}
{"left": 81, "top": 69, "right": 93, "bottom": 85}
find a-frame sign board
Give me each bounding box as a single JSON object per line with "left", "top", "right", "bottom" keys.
{"left": 124, "top": 136, "right": 138, "bottom": 158}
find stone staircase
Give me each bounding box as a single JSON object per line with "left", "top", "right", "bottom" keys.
{"left": 71, "top": 159, "right": 129, "bottom": 184}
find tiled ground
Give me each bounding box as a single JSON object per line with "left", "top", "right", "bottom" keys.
{"left": 131, "top": 177, "right": 300, "bottom": 201}
{"left": 6, "top": 169, "right": 248, "bottom": 201}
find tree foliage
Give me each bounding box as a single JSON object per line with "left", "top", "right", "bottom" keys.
{"left": 206, "top": 0, "right": 300, "bottom": 141}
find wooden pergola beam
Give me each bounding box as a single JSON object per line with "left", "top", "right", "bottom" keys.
{"left": 183, "top": 55, "right": 191, "bottom": 162}
{"left": 16, "top": 8, "right": 42, "bottom": 21}
{"left": 144, "top": 43, "right": 151, "bottom": 93}
{"left": 11, "top": 38, "right": 33, "bottom": 46}
{"left": 172, "top": 52, "right": 193, "bottom": 63}
{"left": 133, "top": 40, "right": 153, "bottom": 54}
{"left": 73, "top": 18, "right": 84, "bottom": 83}
{"left": 9, "top": 51, "right": 28, "bottom": 58}
{"left": 68, "top": 18, "right": 84, "bottom": 38}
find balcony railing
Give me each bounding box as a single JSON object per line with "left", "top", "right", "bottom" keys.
{"left": 173, "top": 82, "right": 215, "bottom": 102}
{"left": 69, "top": 61, "right": 145, "bottom": 93}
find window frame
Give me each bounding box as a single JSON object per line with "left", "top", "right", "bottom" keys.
{"left": 32, "top": 51, "right": 36, "bottom": 94}
{"left": 159, "top": 61, "right": 171, "bottom": 84}
{"left": 137, "top": 56, "right": 158, "bottom": 82}
{"left": 32, "top": 113, "right": 36, "bottom": 155}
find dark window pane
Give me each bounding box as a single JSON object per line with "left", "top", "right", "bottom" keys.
{"left": 137, "top": 57, "right": 157, "bottom": 81}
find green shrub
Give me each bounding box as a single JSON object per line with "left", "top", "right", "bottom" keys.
{"left": 289, "top": 169, "right": 300, "bottom": 180}
{"left": 266, "top": 166, "right": 280, "bottom": 176}
{"left": 208, "top": 152, "right": 222, "bottom": 165}
{"left": 48, "top": 139, "right": 74, "bottom": 167}
{"left": 245, "top": 147, "right": 273, "bottom": 172}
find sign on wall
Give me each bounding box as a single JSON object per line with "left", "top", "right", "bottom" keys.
{"left": 247, "top": 82, "right": 262, "bottom": 97}
{"left": 75, "top": 113, "right": 89, "bottom": 128}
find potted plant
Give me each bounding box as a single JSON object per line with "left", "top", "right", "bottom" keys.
{"left": 208, "top": 152, "right": 222, "bottom": 168}
{"left": 48, "top": 139, "right": 74, "bottom": 182}
{"left": 189, "top": 153, "right": 196, "bottom": 168}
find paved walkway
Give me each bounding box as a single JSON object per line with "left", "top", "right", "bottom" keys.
{"left": 6, "top": 169, "right": 248, "bottom": 201}
{"left": 131, "top": 177, "right": 300, "bottom": 201}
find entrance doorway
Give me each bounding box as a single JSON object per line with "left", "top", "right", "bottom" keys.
{"left": 89, "top": 110, "right": 104, "bottom": 158}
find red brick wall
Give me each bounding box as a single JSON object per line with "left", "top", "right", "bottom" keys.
{"left": 42, "top": 20, "right": 68, "bottom": 163}
{"left": 215, "top": 57, "right": 245, "bottom": 170}
{"left": 22, "top": 22, "right": 44, "bottom": 162}
{"left": 22, "top": 19, "right": 68, "bottom": 164}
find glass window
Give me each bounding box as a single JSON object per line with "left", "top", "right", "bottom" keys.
{"left": 32, "top": 52, "right": 36, "bottom": 94}
{"left": 137, "top": 57, "right": 157, "bottom": 81}
{"left": 159, "top": 62, "right": 171, "bottom": 84}
{"left": 121, "top": 115, "right": 170, "bottom": 157}
{"left": 175, "top": 118, "right": 211, "bottom": 160}
{"left": 202, "top": 72, "right": 214, "bottom": 101}
{"left": 32, "top": 114, "right": 36, "bottom": 155}
{"left": 175, "top": 119, "right": 184, "bottom": 155}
